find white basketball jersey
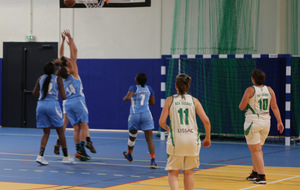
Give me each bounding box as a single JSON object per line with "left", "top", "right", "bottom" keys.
{"left": 167, "top": 94, "right": 201, "bottom": 156}
{"left": 246, "top": 85, "right": 271, "bottom": 118}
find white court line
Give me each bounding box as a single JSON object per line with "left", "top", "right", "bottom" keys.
{"left": 238, "top": 175, "right": 300, "bottom": 190}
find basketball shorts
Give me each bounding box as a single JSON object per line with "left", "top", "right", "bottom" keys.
{"left": 62, "top": 100, "right": 66, "bottom": 114}
{"left": 36, "top": 100, "right": 63, "bottom": 128}
{"left": 128, "top": 111, "right": 154, "bottom": 131}
{"left": 165, "top": 154, "right": 200, "bottom": 171}
{"left": 244, "top": 115, "right": 271, "bottom": 145}
{"left": 64, "top": 98, "right": 89, "bottom": 126}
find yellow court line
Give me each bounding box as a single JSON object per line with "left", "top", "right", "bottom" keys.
{"left": 1, "top": 165, "right": 299, "bottom": 190}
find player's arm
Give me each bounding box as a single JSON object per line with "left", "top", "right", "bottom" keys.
{"left": 239, "top": 87, "right": 254, "bottom": 110}
{"left": 32, "top": 76, "right": 41, "bottom": 97}
{"left": 148, "top": 86, "right": 155, "bottom": 105}
{"left": 149, "top": 96, "right": 155, "bottom": 105}
{"left": 63, "top": 30, "right": 78, "bottom": 78}
{"left": 268, "top": 86, "right": 284, "bottom": 134}
{"left": 60, "top": 32, "right": 65, "bottom": 58}
{"left": 159, "top": 96, "right": 172, "bottom": 132}
{"left": 123, "top": 91, "right": 134, "bottom": 102}
{"left": 194, "top": 97, "right": 211, "bottom": 148}
{"left": 57, "top": 76, "right": 66, "bottom": 100}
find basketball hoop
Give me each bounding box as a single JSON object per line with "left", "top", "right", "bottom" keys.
{"left": 81, "top": 0, "right": 109, "bottom": 8}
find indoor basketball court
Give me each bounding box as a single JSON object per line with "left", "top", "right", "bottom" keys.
{"left": 0, "top": 0, "right": 300, "bottom": 190}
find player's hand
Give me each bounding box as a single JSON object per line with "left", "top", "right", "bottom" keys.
{"left": 277, "top": 122, "right": 284, "bottom": 134}
{"left": 61, "top": 33, "right": 66, "bottom": 41}
{"left": 202, "top": 137, "right": 211, "bottom": 148}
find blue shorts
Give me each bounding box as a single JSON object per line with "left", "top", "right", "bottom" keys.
{"left": 36, "top": 100, "right": 63, "bottom": 128}
{"left": 64, "top": 97, "right": 89, "bottom": 125}
{"left": 128, "top": 111, "right": 154, "bottom": 131}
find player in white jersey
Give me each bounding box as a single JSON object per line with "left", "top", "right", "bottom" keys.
{"left": 123, "top": 73, "right": 158, "bottom": 168}
{"left": 239, "top": 69, "right": 284, "bottom": 184}
{"left": 32, "top": 62, "right": 74, "bottom": 165}
{"left": 159, "top": 73, "right": 211, "bottom": 190}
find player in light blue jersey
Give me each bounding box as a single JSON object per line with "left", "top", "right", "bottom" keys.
{"left": 123, "top": 73, "right": 158, "bottom": 169}
{"left": 54, "top": 33, "right": 96, "bottom": 156}
{"left": 33, "top": 62, "right": 74, "bottom": 165}
{"left": 56, "top": 30, "right": 91, "bottom": 161}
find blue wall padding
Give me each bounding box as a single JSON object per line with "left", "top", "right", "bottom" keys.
{"left": 76, "top": 59, "right": 162, "bottom": 130}
{"left": 256, "top": 57, "right": 287, "bottom": 136}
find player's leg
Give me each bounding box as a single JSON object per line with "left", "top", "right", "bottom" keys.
{"left": 85, "top": 126, "right": 96, "bottom": 153}
{"left": 183, "top": 169, "right": 194, "bottom": 190}
{"left": 123, "top": 114, "right": 138, "bottom": 162}
{"left": 141, "top": 111, "right": 157, "bottom": 168}
{"left": 36, "top": 128, "right": 50, "bottom": 165}
{"left": 76, "top": 122, "right": 90, "bottom": 160}
{"left": 144, "top": 129, "right": 158, "bottom": 168}
{"left": 248, "top": 143, "right": 266, "bottom": 184}
{"left": 123, "top": 129, "right": 137, "bottom": 163}
{"left": 56, "top": 126, "right": 74, "bottom": 163}
{"left": 168, "top": 170, "right": 180, "bottom": 190}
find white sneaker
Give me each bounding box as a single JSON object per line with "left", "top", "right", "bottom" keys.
{"left": 62, "top": 156, "right": 75, "bottom": 164}
{"left": 36, "top": 155, "right": 48, "bottom": 165}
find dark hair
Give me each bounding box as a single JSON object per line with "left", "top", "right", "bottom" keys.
{"left": 251, "top": 69, "right": 265, "bottom": 85}
{"left": 135, "top": 73, "right": 147, "bottom": 87}
{"left": 60, "top": 56, "right": 68, "bottom": 67}
{"left": 41, "top": 62, "right": 55, "bottom": 100}
{"left": 53, "top": 58, "right": 68, "bottom": 79}
{"left": 176, "top": 73, "right": 191, "bottom": 96}
{"left": 56, "top": 64, "right": 69, "bottom": 79}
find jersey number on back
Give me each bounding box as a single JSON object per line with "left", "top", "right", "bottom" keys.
{"left": 178, "top": 108, "right": 189, "bottom": 125}
{"left": 258, "top": 99, "right": 268, "bottom": 111}
{"left": 66, "top": 84, "right": 76, "bottom": 96}
{"left": 140, "top": 94, "right": 146, "bottom": 105}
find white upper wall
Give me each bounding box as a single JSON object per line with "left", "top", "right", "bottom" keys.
{"left": 0, "top": 0, "right": 297, "bottom": 58}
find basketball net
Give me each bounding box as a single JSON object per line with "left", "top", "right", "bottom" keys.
{"left": 81, "top": 0, "right": 109, "bottom": 8}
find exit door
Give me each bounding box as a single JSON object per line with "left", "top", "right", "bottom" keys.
{"left": 2, "top": 42, "right": 58, "bottom": 128}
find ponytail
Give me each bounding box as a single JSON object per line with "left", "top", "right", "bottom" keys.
{"left": 41, "top": 62, "right": 55, "bottom": 99}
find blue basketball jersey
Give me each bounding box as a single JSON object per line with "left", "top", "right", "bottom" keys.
{"left": 129, "top": 85, "right": 154, "bottom": 114}
{"left": 63, "top": 74, "right": 85, "bottom": 100}
{"left": 38, "top": 74, "right": 59, "bottom": 101}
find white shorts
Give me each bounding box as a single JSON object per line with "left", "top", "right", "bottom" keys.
{"left": 244, "top": 115, "right": 271, "bottom": 145}
{"left": 165, "top": 155, "right": 199, "bottom": 171}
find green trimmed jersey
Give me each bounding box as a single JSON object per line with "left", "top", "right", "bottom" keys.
{"left": 167, "top": 94, "right": 201, "bottom": 156}
{"left": 246, "top": 85, "right": 271, "bottom": 117}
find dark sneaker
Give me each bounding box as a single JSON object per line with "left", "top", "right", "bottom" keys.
{"left": 246, "top": 171, "right": 258, "bottom": 181}
{"left": 150, "top": 158, "right": 158, "bottom": 169}
{"left": 253, "top": 175, "right": 267, "bottom": 184}
{"left": 85, "top": 141, "right": 96, "bottom": 153}
{"left": 75, "top": 153, "right": 89, "bottom": 161}
{"left": 75, "top": 149, "right": 91, "bottom": 161}
{"left": 123, "top": 151, "right": 133, "bottom": 163}
{"left": 54, "top": 144, "right": 60, "bottom": 155}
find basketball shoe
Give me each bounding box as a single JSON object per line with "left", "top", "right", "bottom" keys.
{"left": 85, "top": 141, "right": 96, "bottom": 153}
{"left": 123, "top": 151, "right": 133, "bottom": 163}
{"left": 150, "top": 158, "right": 158, "bottom": 169}
{"left": 62, "top": 156, "right": 75, "bottom": 164}
{"left": 54, "top": 144, "right": 60, "bottom": 155}
{"left": 36, "top": 155, "right": 48, "bottom": 165}
{"left": 253, "top": 174, "right": 266, "bottom": 184}
{"left": 246, "top": 170, "right": 258, "bottom": 181}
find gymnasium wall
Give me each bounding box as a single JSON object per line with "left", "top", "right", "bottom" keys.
{"left": 0, "top": 0, "right": 298, "bottom": 130}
